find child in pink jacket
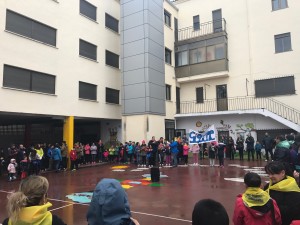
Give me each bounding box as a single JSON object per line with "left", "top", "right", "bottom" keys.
{"left": 183, "top": 143, "right": 189, "bottom": 165}
{"left": 190, "top": 144, "right": 200, "bottom": 165}
{"left": 7, "top": 158, "right": 17, "bottom": 181}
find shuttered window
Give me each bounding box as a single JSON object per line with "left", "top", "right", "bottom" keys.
{"left": 106, "top": 88, "right": 119, "bottom": 104}
{"left": 255, "top": 76, "right": 295, "bottom": 97}
{"left": 3, "top": 65, "right": 55, "bottom": 94}
{"left": 6, "top": 10, "right": 56, "bottom": 46}
{"left": 106, "top": 50, "right": 119, "bottom": 68}
{"left": 80, "top": 0, "right": 97, "bottom": 21}
{"left": 79, "top": 81, "right": 97, "bottom": 100}
{"left": 79, "top": 39, "right": 97, "bottom": 61}
{"left": 196, "top": 87, "right": 204, "bottom": 103}
{"left": 105, "top": 13, "right": 119, "bottom": 33}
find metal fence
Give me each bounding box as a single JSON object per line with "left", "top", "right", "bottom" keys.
{"left": 179, "top": 96, "right": 300, "bottom": 125}
{"left": 177, "top": 19, "right": 227, "bottom": 41}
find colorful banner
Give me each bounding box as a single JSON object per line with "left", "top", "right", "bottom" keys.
{"left": 189, "top": 125, "right": 216, "bottom": 144}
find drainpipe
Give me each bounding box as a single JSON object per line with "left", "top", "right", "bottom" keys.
{"left": 245, "top": 0, "right": 253, "bottom": 95}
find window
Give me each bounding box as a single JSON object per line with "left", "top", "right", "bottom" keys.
{"left": 79, "top": 81, "right": 97, "bottom": 100}
{"left": 212, "top": 9, "right": 222, "bottom": 33}
{"left": 175, "top": 51, "right": 188, "bottom": 66}
{"left": 106, "top": 88, "right": 119, "bottom": 104}
{"left": 106, "top": 50, "right": 119, "bottom": 68}
{"left": 196, "top": 87, "right": 204, "bottom": 103}
{"left": 164, "top": 10, "right": 171, "bottom": 27}
{"left": 105, "top": 13, "right": 119, "bottom": 33}
{"left": 165, "top": 48, "right": 172, "bottom": 64}
{"left": 5, "top": 10, "right": 56, "bottom": 46}
{"left": 193, "top": 15, "right": 200, "bottom": 31}
{"left": 207, "top": 44, "right": 225, "bottom": 61}
{"left": 190, "top": 47, "right": 206, "bottom": 64}
{"left": 166, "top": 84, "right": 171, "bottom": 101}
{"left": 79, "top": 39, "right": 97, "bottom": 61}
{"left": 272, "top": 0, "right": 288, "bottom": 10}
{"left": 174, "top": 17, "right": 178, "bottom": 41}
{"left": 255, "top": 76, "right": 295, "bottom": 97}
{"left": 3, "top": 65, "right": 55, "bottom": 94}
{"left": 80, "top": 0, "right": 97, "bottom": 21}
{"left": 275, "top": 33, "right": 291, "bottom": 53}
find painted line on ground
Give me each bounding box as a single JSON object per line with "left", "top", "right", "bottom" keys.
{"left": 49, "top": 203, "right": 74, "bottom": 212}
{"left": 0, "top": 189, "right": 191, "bottom": 223}
{"left": 131, "top": 211, "right": 192, "bottom": 222}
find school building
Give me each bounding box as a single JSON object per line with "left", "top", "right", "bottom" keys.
{"left": 0, "top": 0, "right": 299, "bottom": 149}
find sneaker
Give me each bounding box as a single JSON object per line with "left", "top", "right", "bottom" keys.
{"left": 72, "top": 169, "right": 76, "bottom": 171}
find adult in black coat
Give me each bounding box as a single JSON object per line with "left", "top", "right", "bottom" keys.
{"left": 262, "top": 133, "right": 274, "bottom": 161}
{"left": 264, "top": 161, "right": 300, "bottom": 225}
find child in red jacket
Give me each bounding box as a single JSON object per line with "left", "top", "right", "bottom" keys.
{"left": 233, "top": 172, "right": 281, "bottom": 225}
{"left": 70, "top": 148, "right": 78, "bottom": 171}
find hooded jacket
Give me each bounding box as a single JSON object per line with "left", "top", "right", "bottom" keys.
{"left": 87, "top": 178, "right": 134, "bottom": 225}
{"left": 265, "top": 176, "right": 300, "bottom": 225}
{"left": 2, "top": 202, "right": 66, "bottom": 225}
{"left": 274, "top": 140, "right": 290, "bottom": 163}
{"left": 233, "top": 192, "right": 281, "bottom": 225}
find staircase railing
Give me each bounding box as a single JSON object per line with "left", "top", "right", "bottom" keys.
{"left": 179, "top": 96, "right": 300, "bottom": 125}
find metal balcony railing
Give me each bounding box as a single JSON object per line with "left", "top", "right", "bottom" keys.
{"left": 177, "top": 19, "right": 227, "bottom": 41}
{"left": 178, "top": 96, "right": 300, "bottom": 125}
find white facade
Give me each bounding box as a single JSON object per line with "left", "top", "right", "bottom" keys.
{"left": 0, "top": 0, "right": 299, "bottom": 147}
{"left": 171, "top": 0, "right": 300, "bottom": 140}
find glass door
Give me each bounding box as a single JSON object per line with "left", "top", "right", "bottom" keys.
{"left": 216, "top": 84, "right": 228, "bottom": 111}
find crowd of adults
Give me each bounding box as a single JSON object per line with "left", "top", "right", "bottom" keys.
{"left": 2, "top": 160, "right": 300, "bottom": 225}
{"left": 1, "top": 132, "right": 300, "bottom": 180}
{"left": 1, "top": 133, "right": 300, "bottom": 225}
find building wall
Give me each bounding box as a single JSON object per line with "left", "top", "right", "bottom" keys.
{"left": 164, "top": 0, "right": 178, "bottom": 120}
{"left": 121, "top": 0, "right": 165, "bottom": 115}
{"left": 173, "top": 0, "right": 300, "bottom": 112}
{"left": 0, "top": 0, "right": 121, "bottom": 119}
{"left": 175, "top": 114, "right": 290, "bottom": 141}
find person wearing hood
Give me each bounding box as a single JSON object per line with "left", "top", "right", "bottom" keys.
{"left": 87, "top": 178, "right": 140, "bottom": 225}
{"left": 2, "top": 175, "right": 66, "bottom": 225}
{"left": 264, "top": 161, "right": 300, "bottom": 225}
{"left": 233, "top": 172, "right": 281, "bottom": 225}
{"left": 273, "top": 135, "right": 293, "bottom": 176}
{"left": 7, "top": 158, "right": 17, "bottom": 181}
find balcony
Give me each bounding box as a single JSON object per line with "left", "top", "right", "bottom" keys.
{"left": 175, "top": 19, "right": 228, "bottom": 79}
{"left": 177, "top": 96, "right": 300, "bottom": 127}
{"left": 176, "top": 19, "right": 227, "bottom": 42}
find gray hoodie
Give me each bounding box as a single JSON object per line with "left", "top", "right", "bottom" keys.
{"left": 87, "top": 178, "right": 133, "bottom": 225}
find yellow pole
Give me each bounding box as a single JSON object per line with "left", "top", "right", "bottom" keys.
{"left": 63, "top": 116, "right": 74, "bottom": 169}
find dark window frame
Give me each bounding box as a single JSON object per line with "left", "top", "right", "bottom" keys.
{"left": 166, "top": 84, "right": 171, "bottom": 101}
{"left": 105, "top": 13, "right": 119, "bottom": 33}
{"left": 5, "top": 9, "right": 57, "bottom": 46}
{"left": 196, "top": 87, "right": 204, "bottom": 103}
{"left": 193, "top": 15, "right": 200, "bottom": 31}
{"left": 106, "top": 50, "right": 119, "bottom": 68}
{"left": 106, "top": 87, "right": 119, "bottom": 104}
{"left": 164, "top": 10, "right": 171, "bottom": 27}
{"left": 165, "top": 48, "right": 172, "bottom": 65}
{"left": 255, "top": 76, "right": 295, "bottom": 97}
{"left": 272, "top": 0, "right": 288, "bottom": 11}
{"left": 79, "top": 81, "right": 97, "bottom": 101}
{"left": 80, "top": 0, "right": 97, "bottom": 21}
{"left": 79, "top": 39, "right": 97, "bottom": 61}
{"left": 3, "top": 64, "right": 56, "bottom": 94}
{"left": 274, "top": 32, "right": 291, "bottom": 53}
